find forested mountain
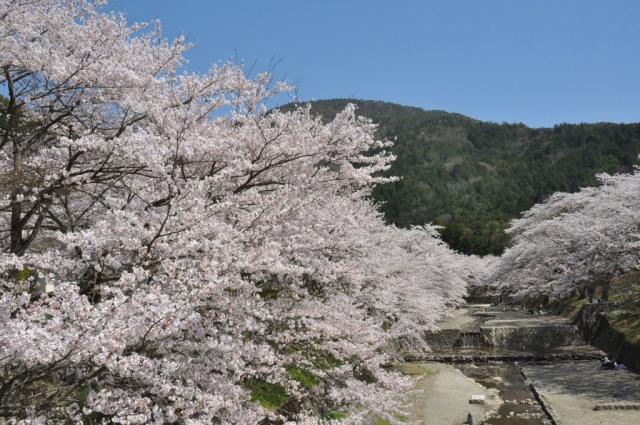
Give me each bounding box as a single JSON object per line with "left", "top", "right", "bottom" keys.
{"left": 281, "top": 99, "right": 640, "bottom": 255}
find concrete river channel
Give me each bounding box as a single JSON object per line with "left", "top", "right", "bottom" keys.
{"left": 395, "top": 304, "right": 640, "bottom": 425}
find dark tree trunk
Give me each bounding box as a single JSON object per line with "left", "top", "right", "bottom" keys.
{"left": 3, "top": 66, "right": 25, "bottom": 255}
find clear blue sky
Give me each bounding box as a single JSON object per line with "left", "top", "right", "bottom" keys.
{"left": 107, "top": 0, "right": 640, "bottom": 128}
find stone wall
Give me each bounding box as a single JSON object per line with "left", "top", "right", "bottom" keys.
{"left": 574, "top": 303, "right": 640, "bottom": 372}
{"left": 481, "top": 324, "right": 584, "bottom": 351}
{"left": 424, "top": 329, "right": 463, "bottom": 349}
{"left": 423, "top": 329, "right": 487, "bottom": 349}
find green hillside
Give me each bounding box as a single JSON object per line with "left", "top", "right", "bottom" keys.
{"left": 280, "top": 99, "right": 640, "bottom": 255}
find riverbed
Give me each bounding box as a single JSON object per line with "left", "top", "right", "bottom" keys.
{"left": 396, "top": 305, "right": 640, "bottom": 424}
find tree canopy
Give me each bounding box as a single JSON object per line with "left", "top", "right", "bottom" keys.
{"left": 490, "top": 170, "right": 640, "bottom": 302}
{"left": 0, "top": 1, "right": 474, "bottom": 423}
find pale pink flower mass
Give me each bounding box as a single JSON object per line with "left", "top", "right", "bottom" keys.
{"left": 0, "top": 1, "right": 479, "bottom": 423}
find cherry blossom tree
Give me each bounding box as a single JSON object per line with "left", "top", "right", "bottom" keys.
{"left": 459, "top": 254, "right": 499, "bottom": 299}
{"left": 491, "top": 170, "right": 640, "bottom": 302}
{"left": 0, "top": 1, "right": 470, "bottom": 423}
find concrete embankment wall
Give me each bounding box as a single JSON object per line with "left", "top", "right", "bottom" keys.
{"left": 573, "top": 303, "right": 640, "bottom": 373}
{"left": 481, "top": 324, "right": 584, "bottom": 350}
{"left": 423, "top": 329, "right": 486, "bottom": 349}
{"left": 424, "top": 323, "right": 583, "bottom": 351}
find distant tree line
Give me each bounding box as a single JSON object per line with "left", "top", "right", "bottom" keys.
{"left": 290, "top": 99, "right": 640, "bottom": 255}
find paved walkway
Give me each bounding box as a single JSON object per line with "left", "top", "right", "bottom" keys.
{"left": 522, "top": 361, "right": 640, "bottom": 425}
{"left": 399, "top": 362, "right": 502, "bottom": 425}
{"left": 483, "top": 311, "right": 577, "bottom": 328}
{"left": 437, "top": 307, "right": 485, "bottom": 330}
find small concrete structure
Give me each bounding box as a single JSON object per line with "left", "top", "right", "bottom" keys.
{"left": 593, "top": 403, "right": 640, "bottom": 410}
{"left": 469, "top": 394, "right": 486, "bottom": 405}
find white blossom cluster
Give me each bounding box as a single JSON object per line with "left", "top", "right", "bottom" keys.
{"left": 490, "top": 170, "right": 640, "bottom": 301}
{"left": 0, "top": 1, "right": 471, "bottom": 423}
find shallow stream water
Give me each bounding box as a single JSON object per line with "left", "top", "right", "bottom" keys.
{"left": 456, "top": 363, "right": 550, "bottom": 425}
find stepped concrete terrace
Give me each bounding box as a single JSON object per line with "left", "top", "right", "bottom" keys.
{"left": 417, "top": 305, "right": 605, "bottom": 362}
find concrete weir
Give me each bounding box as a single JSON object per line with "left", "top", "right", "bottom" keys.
{"left": 419, "top": 305, "right": 605, "bottom": 362}
{"left": 481, "top": 314, "right": 584, "bottom": 350}
{"left": 399, "top": 305, "right": 640, "bottom": 425}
